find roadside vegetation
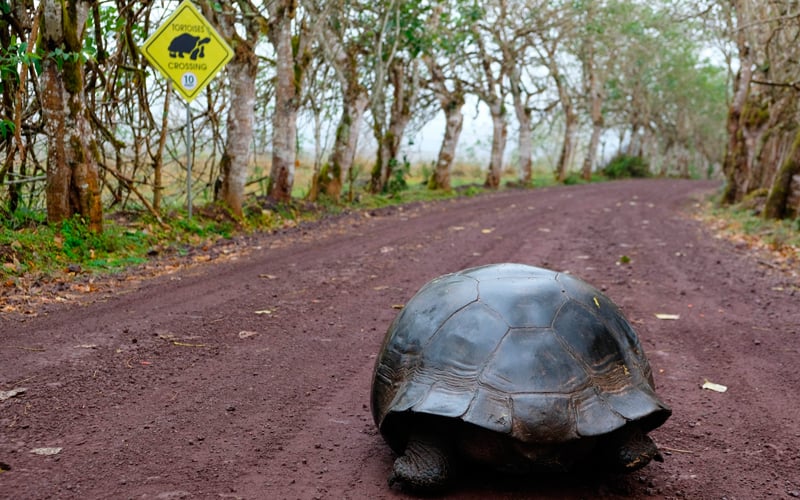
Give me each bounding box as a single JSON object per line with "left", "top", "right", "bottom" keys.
{"left": 2, "top": 159, "right": 796, "bottom": 289}
{"left": 0, "top": 161, "right": 540, "bottom": 283}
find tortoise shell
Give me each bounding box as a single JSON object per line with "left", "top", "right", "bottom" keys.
{"left": 371, "top": 263, "right": 671, "bottom": 468}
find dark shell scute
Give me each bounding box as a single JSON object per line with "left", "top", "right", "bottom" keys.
{"left": 510, "top": 393, "right": 577, "bottom": 442}
{"left": 477, "top": 276, "right": 567, "bottom": 328}
{"left": 572, "top": 388, "right": 627, "bottom": 436}
{"left": 462, "top": 386, "right": 514, "bottom": 433}
{"left": 479, "top": 328, "right": 590, "bottom": 394}
{"left": 409, "top": 381, "right": 474, "bottom": 418}
{"left": 423, "top": 302, "right": 510, "bottom": 378}
{"left": 462, "top": 263, "right": 555, "bottom": 281}
{"left": 551, "top": 301, "right": 629, "bottom": 382}
{"left": 382, "top": 273, "right": 479, "bottom": 359}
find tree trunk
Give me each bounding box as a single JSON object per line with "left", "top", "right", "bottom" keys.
{"left": 315, "top": 90, "right": 367, "bottom": 201}
{"left": 425, "top": 57, "right": 464, "bottom": 191}
{"left": 370, "top": 59, "right": 417, "bottom": 193}
{"left": 555, "top": 110, "right": 578, "bottom": 182}
{"left": 484, "top": 99, "right": 507, "bottom": 189}
{"left": 314, "top": 10, "right": 368, "bottom": 202}
{"left": 217, "top": 43, "right": 258, "bottom": 217}
{"left": 40, "top": 0, "right": 103, "bottom": 232}
{"left": 429, "top": 97, "right": 463, "bottom": 191}
{"left": 152, "top": 82, "right": 171, "bottom": 212}
{"left": 764, "top": 128, "right": 800, "bottom": 219}
{"left": 507, "top": 63, "right": 532, "bottom": 184}
{"left": 583, "top": 123, "right": 602, "bottom": 181}
{"left": 267, "top": 2, "right": 298, "bottom": 202}
{"left": 582, "top": 64, "right": 604, "bottom": 181}
{"left": 200, "top": 1, "right": 261, "bottom": 216}
{"left": 550, "top": 54, "right": 576, "bottom": 182}
{"left": 721, "top": 2, "right": 753, "bottom": 205}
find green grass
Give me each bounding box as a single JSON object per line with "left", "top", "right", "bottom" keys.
{"left": 0, "top": 215, "right": 157, "bottom": 280}
{"left": 714, "top": 208, "right": 800, "bottom": 250}
{"left": 701, "top": 195, "right": 800, "bottom": 263}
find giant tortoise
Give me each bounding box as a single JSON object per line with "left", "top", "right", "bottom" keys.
{"left": 370, "top": 263, "right": 671, "bottom": 491}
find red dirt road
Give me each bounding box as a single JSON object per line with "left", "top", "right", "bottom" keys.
{"left": 1, "top": 179, "right": 799, "bottom": 499}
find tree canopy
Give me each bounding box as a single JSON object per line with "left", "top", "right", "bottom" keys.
{"left": 2, "top": 0, "right": 796, "bottom": 229}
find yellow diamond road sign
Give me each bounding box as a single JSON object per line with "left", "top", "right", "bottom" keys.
{"left": 141, "top": 1, "right": 233, "bottom": 102}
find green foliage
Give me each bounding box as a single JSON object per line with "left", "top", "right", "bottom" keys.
{"left": 562, "top": 173, "right": 587, "bottom": 185}
{"left": 0, "top": 120, "right": 14, "bottom": 140}
{"left": 385, "top": 156, "right": 411, "bottom": 195}
{"left": 459, "top": 185, "right": 483, "bottom": 197}
{"left": 48, "top": 46, "right": 83, "bottom": 71}
{"left": 601, "top": 154, "right": 651, "bottom": 179}
{"left": 0, "top": 39, "right": 42, "bottom": 81}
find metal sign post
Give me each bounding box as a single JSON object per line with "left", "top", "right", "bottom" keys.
{"left": 141, "top": 0, "right": 233, "bottom": 218}
{"left": 186, "top": 101, "right": 192, "bottom": 219}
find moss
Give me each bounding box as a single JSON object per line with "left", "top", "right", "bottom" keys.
{"left": 742, "top": 100, "right": 769, "bottom": 129}
{"left": 765, "top": 129, "right": 800, "bottom": 219}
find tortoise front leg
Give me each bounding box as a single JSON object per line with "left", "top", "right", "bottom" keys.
{"left": 389, "top": 433, "right": 454, "bottom": 492}
{"left": 609, "top": 426, "right": 664, "bottom": 471}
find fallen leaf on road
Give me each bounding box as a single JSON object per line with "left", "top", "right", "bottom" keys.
{"left": 238, "top": 331, "right": 258, "bottom": 339}
{"left": 31, "top": 447, "right": 62, "bottom": 456}
{"left": 0, "top": 387, "right": 27, "bottom": 401}
{"left": 254, "top": 309, "right": 272, "bottom": 315}
{"left": 655, "top": 313, "right": 680, "bottom": 320}
{"left": 481, "top": 228, "right": 494, "bottom": 234}
{"left": 171, "top": 341, "right": 206, "bottom": 347}
{"left": 701, "top": 380, "right": 728, "bottom": 393}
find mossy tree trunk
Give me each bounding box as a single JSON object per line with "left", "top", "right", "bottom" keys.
{"left": 314, "top": 86, "right": 367, "bottom": 201}
{"left": 370, "top": 59, "right": 417, "bottom": 193}
{"left": 267, "top": 0, "right": 308, "bottom": 202}
{"left": 40, "top": 0, "right": 103, "bottom": 232}
{"left": 484, "top": 98, "right": 507, "bottom": 189}
{"left": 582, "top": 58, "right": 604, "bottom": 181}
{"left": 429, "top": 97, "right": 463, "bottom": 191}
{"left": 201, "top": 1, "right": 262, "bottom": 217}
{"left": 764, "top": 128, "right": 800, "bottom": 220}
{"left": 504, "top": 46, "right": 535, "bottom": 185}
{"left": 548, "top": 45, "right": 577, "bottom": 183}
{"left": 721, "top": 55, "right": 752, "bottom": 206}
{"left": 425, "top": 56, "right": 464, "bottom": 191}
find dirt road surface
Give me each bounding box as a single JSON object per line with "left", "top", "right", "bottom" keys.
{"left": 1, "top": 179, "right": 798, "bottom": 499}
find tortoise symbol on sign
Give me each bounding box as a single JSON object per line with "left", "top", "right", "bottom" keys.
{"left": 168, "top": 34, "right": 211, "bottom": 60}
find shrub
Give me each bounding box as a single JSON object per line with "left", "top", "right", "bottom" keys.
{"left": 602, "top": 154, "right": 651, "bottom": 179}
